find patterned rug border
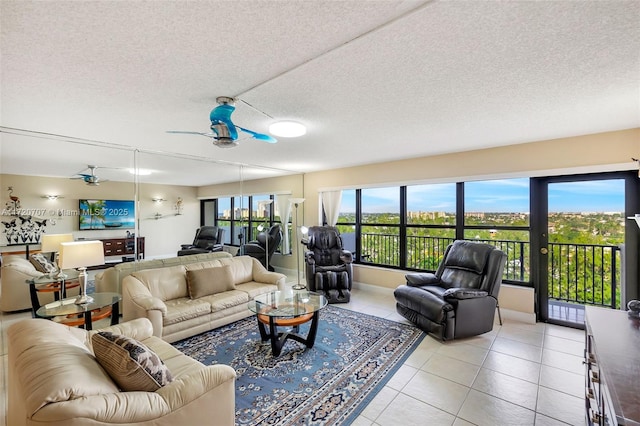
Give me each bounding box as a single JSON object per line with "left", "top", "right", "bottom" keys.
{"left": 336, "top": 306, "right": 425, "bottom": 424}
{"left": 173, "top": 304, "right": 426, "bottom": 425}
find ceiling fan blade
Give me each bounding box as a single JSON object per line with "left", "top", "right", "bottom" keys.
{"left": 166, "top": 131, "right": 217, "bottom": 137}
{"left": 236, "top": 126, "right": 277, "bottom": 144}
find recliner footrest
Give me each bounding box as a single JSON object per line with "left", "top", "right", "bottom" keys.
{"left": 315, "top": 271, "right": 350, "bottom": 304}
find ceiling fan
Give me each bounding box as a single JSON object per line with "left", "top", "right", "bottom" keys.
{"left": 167, "top": 96, "right": 277, "bottom": 148}
{"left": 71, "top": 165, "right": 108, "bottom": 186}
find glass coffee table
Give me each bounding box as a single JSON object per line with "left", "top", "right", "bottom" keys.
{"left": 248, "top": 290, "right": 327, "bottom": 356}
{"left": 26, "top": 271, "right": 80, "bottom": 316}
{"left": 36, "top": 292, "right": 121, "bottom": 330}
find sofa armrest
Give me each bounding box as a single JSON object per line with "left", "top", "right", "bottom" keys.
{"left": 254, "top": 270, "right": 287, "bottom": 291}
{"left": 90, "top": 318, "right": 155, "bottom": 341}
{"left": 122, "top": 276, "right": 167, "bottom": 322}
{"left": 443, "top": 287, "right": 489, "bottom": 300}
{"left": 251, "top": 259, "right": 287, "bottom": 290}
{"left": 405, "top": 273, "right": 440, "bottom": 287}
{"left": 157, "top": 364, "right": 236, "bottom": 412}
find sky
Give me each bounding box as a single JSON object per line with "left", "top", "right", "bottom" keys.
{"left": 339, "top": 178, "right": 625, "bottom": 214}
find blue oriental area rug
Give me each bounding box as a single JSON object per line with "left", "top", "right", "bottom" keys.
{"left": 173, "top": 305, "right": 425, "bottom": 425}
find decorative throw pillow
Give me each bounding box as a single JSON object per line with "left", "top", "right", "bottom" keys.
{"left": 186, "top": 264, "right": 235, "bottom": 299}
{"left": 92, "top": 331, "right": 173, "bottom": 392}
{"left": 29, "top": 252, "right": 58, "bottom": 273}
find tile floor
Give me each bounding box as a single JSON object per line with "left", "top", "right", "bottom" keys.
{"left": 0, "top": 282, "right": 586, "bottom": 426}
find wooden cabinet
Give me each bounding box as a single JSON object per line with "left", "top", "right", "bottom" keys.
{"left": 100, "top": 237, "right": 144, "bottom": 259}
{"left": 585, "top": 306, "right": 640, "bottom": 426}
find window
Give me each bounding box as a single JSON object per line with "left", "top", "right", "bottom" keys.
{"left": 464, "top": 178, "right": 530, "bottom": 282}
{"left": 330, "top": 178, "right": 532, "bottom": 284}
{"left": 406, "top": 183, "right": 457, "bottom": 270}
{"left": 360, "top": 187, "right": 400, "bottom": 267}
{"left": 205, "top": 194, "right": 279, "bottom": 250}
{"left": 216, "top": 198, "right": 232, "bottom": 245}
{"left": 335, "top": 189, "right": 356, "bottom": 257}
{"left": 251, "top": 195, "right": 273, "bottom": 240}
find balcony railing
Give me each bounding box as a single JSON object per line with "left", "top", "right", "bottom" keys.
{"left": 360, "top": 233, "right": 620, "bottom": 309}
{"left": 548, "top": 242, "right": 620, "bottom": 309}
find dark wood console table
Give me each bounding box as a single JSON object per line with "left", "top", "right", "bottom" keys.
{"left": 585, "top": 306, "right": 640, "bottom": 426}
{"left": 100, "top": 237, "right": 145, "bottom": 260}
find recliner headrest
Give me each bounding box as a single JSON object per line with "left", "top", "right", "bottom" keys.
{"left": 197, "top": 226, "right": 219, "bottom": 240}
{"left": 443, "top": 241, "right": 494, "bottom": 274}
{"left": 307, "top": 228, "right": 340, "bottom": 250}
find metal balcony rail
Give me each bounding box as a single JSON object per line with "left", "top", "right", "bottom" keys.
{"left": 360, "top": 233, "right": 620, "bottom": 309}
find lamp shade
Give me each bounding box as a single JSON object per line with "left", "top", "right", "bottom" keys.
{"left": 289, "top": 198, "right": 305, "bottom": 205}
{"left": 40, "top": 233, "right": 74, "bottom": 253}
{"left": 59, "top": 241, "right": 105, "bottom": 269}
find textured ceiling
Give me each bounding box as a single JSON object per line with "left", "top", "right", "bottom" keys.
{"left": 1, "top": 0, "right": 639, "bottom": 186}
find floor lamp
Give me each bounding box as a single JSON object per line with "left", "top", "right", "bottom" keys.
{"left": 257, "top": 199, "right": 273, "bottom": 271}
{"left": 289, "top": 198, "right": 305, "bottom": 290}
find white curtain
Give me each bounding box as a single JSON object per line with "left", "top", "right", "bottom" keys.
{"left": 321, "top": 190, "right": 342, "bottom": 226}
{"left": 275, "top": 195, "right": 292, "bottom": 254}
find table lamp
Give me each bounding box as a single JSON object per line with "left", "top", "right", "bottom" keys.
{"left": 59, "top": 240, "right": 105, "bottom": 304}
{"left": 40, "top": 233, "right": 74, "bottom": 278}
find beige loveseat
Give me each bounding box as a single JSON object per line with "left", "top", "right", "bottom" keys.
{"left": 0, "top": 255, "right": 80, "bottom": 312}
{"left": 1, "top": 255, "right": 44, "bottom": 312}
{"left": 7, "top": 317, "right": 236, "bottom": 426}
{"left": 123, "top": 255, "right": 286, "bottom": 342}
{"left": 95, "top": 251, "right": 233, "bottom": 294}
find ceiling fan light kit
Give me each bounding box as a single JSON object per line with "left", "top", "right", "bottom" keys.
{"left": 129, "top": 168, "right": 153, "bottom": 176}
{"left": 269, "top": 121, "right": 306, "bottom": 138}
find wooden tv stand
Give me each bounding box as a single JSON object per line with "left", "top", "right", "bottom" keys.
{"left": 100, "top": 237, "right": 145, "bottom": 260}
{"left": 584, "top": 306, "right": 640, "bottom": 425}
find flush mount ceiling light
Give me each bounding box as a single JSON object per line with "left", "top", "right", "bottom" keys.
{"left": 128, "top": 168, "right": 153, "bottom": 176}
{"left": 269, "top": 121, "right": 306, "bottom": 138}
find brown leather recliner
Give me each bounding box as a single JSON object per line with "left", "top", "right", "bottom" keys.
{"left": 304, "top": 226, "right": 353, "bottom": 303}
{"left": 394, "top": 240, "right": 506, "bottom": 340}
{"left": 178, "top": 226, "right": 225, "bottom": 256}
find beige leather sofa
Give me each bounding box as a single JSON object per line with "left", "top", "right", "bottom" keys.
{"left": 7, "top": 317, "right": 236, "bottom": 426}
{"left": 95, "top": 251, "right": 233, "bottom": 294}
{"left": 0, "top": 255, "right": 79, "bottom": 312}
{"left": 123, "top": 255, "right": 286, "bottom": 343}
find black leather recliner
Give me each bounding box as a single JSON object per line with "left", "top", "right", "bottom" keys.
{"left": 394, "top": 240, "right": 506, "bottom": 341}
{"left": 304, "top": 226, "right": 353, "bottom": 303}
{"left": 239, "top": 224, "right": 282, "bottom": 270}
{"left": 177, "top": 226, "right": 225, "bottom": 256}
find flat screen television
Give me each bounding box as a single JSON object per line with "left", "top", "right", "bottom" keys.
{"left": 78, "top": 199, "right": 136, "bottom": 230}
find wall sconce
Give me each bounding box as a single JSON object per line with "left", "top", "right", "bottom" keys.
{"left": 152, "top": 197, "right": 166, "bottom": 203}
{"left": 41, "top": 195, "right": 63, "bottom": 201}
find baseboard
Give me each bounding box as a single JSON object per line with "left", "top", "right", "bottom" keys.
{"left": 352, "top": 281, "right": 394, "bottom": 295}
{"left": 499, "top": 308, "right": 536, "bottom": 324}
